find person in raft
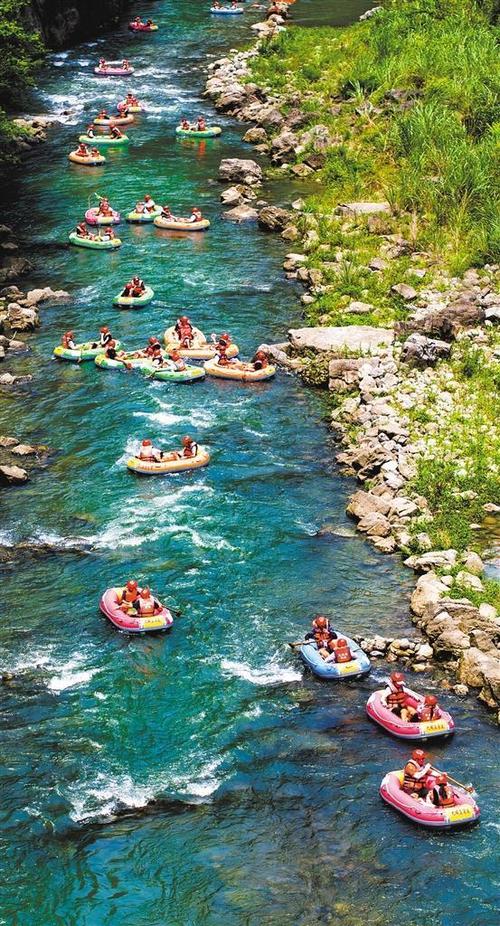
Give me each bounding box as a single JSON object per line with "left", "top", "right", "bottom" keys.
{"left": 121, "top": 275, "right": 146, "bottom": 297}
{"left": 97, "top": 198, "right": 113, "bottom": 216}
{"left": 146, "top": 19, "right": 154, "bottom": 27}
{"left": 97, "top": 325, "right": 113, "bottom": 348}
{"left": 160, "top": 204, "right": 176, "bottom": 220}
{"left": 305, "top": 614, "right": 336, "bottom": 645}
{"left": 110, "top": 125, "right": 124, "bottom": 139}
{"left": 380, "top": 671, "right": 412, "bottom": 719}
{"left": 120, "top": 92, "right": 139, "bottom": 110}
{"left": 144, "top": 336, "right": 162, "bottom": 356}
{"left": 86, "top": 124, "right": 95, "bottom": 138}
{"left": 143, "top": 194, "right": 156, "bottom": 213}
{"left": 320, "top": 637, "right": 354, "bottom": 664}
{"left": 61, "top": 331, "right": 77, "bottom": 350}
{"left": 175, "top": 315, "right": 194, "bottom": 347}
{"left": 180, "top": 117, "right": 190, "bottom": 130}
{"left": 75, "top": 221, "right": 91, "bottom": 238}
{"left": 196, "top": 116, "right": 206, "bottom": 131}
{"left": 416, "top": 693, "right": 443, "bottom": 722}
{"left": 76, "top": 142, "right": 89, "bottom": 157}
{"left": 117, "top": 580, "right": 162, "bottom": 617}
{"left": 98, "top": 57, "right": 107, "bottom": 69}
{"left": 97, "top": 109, "right": 109, "bottom": 120}
{"left": 90, "top": 147, "right": 102, "bottom": 158}
{"left": 139, "top": 435, "right": 199, "bottom": 463}
{"left": 122, "top": 59, "right": 131, "bottom": 70}
{"left": 99, "top": 226, "right": 116, "bottom": 241}
{"left": 188, "top": 207, "right": 203, "bottom": 224}
{"left": 169, "top": 350, "right": 187, "bottom": 371}
{"left": 402, "top": 749, "right": 432, "bottom": 798}
{"left": 426, "top": 773, "right": 456, "bottom": 808}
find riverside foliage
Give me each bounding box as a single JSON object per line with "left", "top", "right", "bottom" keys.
{"left": 251, "top": 0, "right": 500, "bottom": 272}
{"left": 0, "top": 0, "right": 44, "bottom": 165}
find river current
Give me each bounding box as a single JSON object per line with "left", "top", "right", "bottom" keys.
{"left": 0, "top": 2, "right": 498, "bottom": 924}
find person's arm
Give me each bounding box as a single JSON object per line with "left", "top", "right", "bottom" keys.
{"left": 413, "top": 763, "right": 432, "bottom": 780}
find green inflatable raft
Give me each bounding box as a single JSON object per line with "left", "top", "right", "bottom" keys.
{"left": 95, "top": 353, "right": 205, "bottom": 382}
{"left": 69, "top": 232, "right": 122, "bottom": 250}
{"left": 125, "top": 206, "right": 162, "bottom": 223}
{"left": 54, "top": 340, "right": 121, "bottom": 362}
{"left": 78, "top": 134, "right": 129, "bottom": 146}
{"left": 176, "top": 126, "right": 222, "bottom": 138}
{"left": 113, "top": 286, "right": 154, "bottom": 308}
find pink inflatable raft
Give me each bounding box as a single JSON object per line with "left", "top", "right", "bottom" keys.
{"left": 366, "top": 689, "right": 455, "bottom": 740}
{"left": 85, "top": 207, "right": 121, "bottom": 226}
{"left": 380, "top": 770, "right": 480, "bottom": 828}
{"left": 99, "top": 586, "right": 173, "bottom": 633}
{"left": 95, "top": 64, "right": 135, "bottom": 77}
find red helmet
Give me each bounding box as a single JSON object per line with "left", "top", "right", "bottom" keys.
{"left": 140, "top": 586, "right": 151, "bottom": 598}
{"left": 65, "top": 330, "right": 74, "bottom": 338}
{"left": 126, "top": 580, "right": 138, "bottom": 591}
{"left": 314, "top": 616, "right": 328, "bottom": 628}
{"left": 337, "top": 638, "right": 347, "bottom": 646}
{"left": 391, "top": 672, "right": 405, "bottom": 687}
{"left": 219, "top": 332, "right": 231, "bottom": 342}
{"left": 141, "top": 439, "right": 152, "bottom": 446}
{"left": 436, "top": 773, "right": 448, "bottom": 784}
{"left": 148, "top": 336, "right": 159, "bottom": 344}
{"left": 182, "top": 436, "right": 193, "bottom": 446}
{"left": 424, "top": 694, "right": 438, "bottom": 706}
{"left": 412, "top": 749, "right": 427, "bottom": 764}
{"left": 100, "top": 325, "right": 109, "bottom": 333}
{"left": 179, "top": 316, "right": 190, "bottom": 323}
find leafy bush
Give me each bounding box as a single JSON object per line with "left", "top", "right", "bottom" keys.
{"left": 0, "top": 1, "right": 44, "bottom": 169}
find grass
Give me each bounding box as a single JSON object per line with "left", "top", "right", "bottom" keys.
{"left": 249, "top": 0, "right": 500, "bottom": 272}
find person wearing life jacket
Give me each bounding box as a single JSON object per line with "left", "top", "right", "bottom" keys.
{"left": 146, "top": 19, "right": 154, "bottom": 28}
{"left": 117, "top": 579, "right": 140, "bottom": 613}
{"left": 134, "top": 200, "right": 146, "bottom": 215}
{"left": 134, "top": 16, "right": 141, "bottom": 25}
{"left": 402, "top": 749, "right": 432, "bottom": 797}
{"left": 98, "top": 326, "right": 113, "bottom": 348}
{"left": 76, "top": 221, "right": 89, "bottom": 238}
{"left": 90, "top": 147, "right": 101, "bottom": 159}
{"left": 86, "top": 124, "right": 95, "bottom": 138}
{"left": 97, "top": 109, "right": 109, "bottom": 121}
{"left": 252, "top": 349, "right": 269, "bottom": 371}
{"left": 138, "top": 439, "right": 161, "bottom": 462}
{"left": 175, "top": 315, "right": 194, "bottom": 347}
{"left": 181, "top": 435, "right": 198, "bottom": 458}
{"left": 417, "top": 694, "right": 442, "bottom": 723}
{"left": 327, "top": 638, "right": 353, "bottom": 664}
{"left": 100, "top": 226, "right": 116, "bottom": 242}
{"left": 168, "top": 349, "right": 187, "bottom": 371}
{"left": 136, "top": 587, "right": 161, "bottom": 616}
{"left": 150, "top": 344, "right": 166, "bottom": 367}
{"left": 104, "top": 338, "right": 118, "bottom": 360}
{"left": 131, "top": 275, "right": 145, "bottom": 295}
{"left": 76, "top": 142, "right": 89, "bottom": 157}
{"left": 180, "top": 117, "right": 190, "bottom": 130}
{"left": 427, "top": 773, "right": 455, "bottom": 808}
{"left": 122, "top": 59, "right": 131, "bottom": 71}
{"left": 143, "top": 194, "right": 156, "bottom": 213}
{"left": 145, "top": 336, "right": 161, "bottom": 357}
{"left": 381, "top": 672, "right": 409, "bottom": 717}
{"left": 305, "top": 614, "right": 334, "bottom": 645}
{"left": 99, "top": 57, "right": 106, "bottom": 69}
{"left": 197, "top": 116, "right": 206, "bottom": 131}
{"left": 110, "top": 125, "right": 123, "bottom": 139}
{"left": 188, "top": 207, "right": 203, "bottom": 224}
{"left": 61, "top": 331, "right": 76, "bottom": 350}
{"left": 98, "top": 198, "right": 113, "bottom": 216}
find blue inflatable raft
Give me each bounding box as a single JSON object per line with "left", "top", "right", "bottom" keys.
{"left": 299, "top": 635, "right": 371, "bottom": 680}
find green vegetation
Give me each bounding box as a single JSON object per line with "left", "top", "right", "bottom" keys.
{"left": 0, "top": 0, "right": 44, "bottom": 167}
{"left": 250, "top": 0, "right": 500, "bottom": 278}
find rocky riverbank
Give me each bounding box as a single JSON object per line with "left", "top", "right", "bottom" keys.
{"left": 205, "top": 7, "right": 500, "bottom": 719}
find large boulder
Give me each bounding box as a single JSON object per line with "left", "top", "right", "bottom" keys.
{"left": 410, "top": 571, "right": 449, "bottom": 618}
{"left": 458, "top": 648, "right": 500, "bottom": 706}
{"left": 328, "top": 358, "right": 364, "bottom": 392}
{"left": 401, "top": 295, "right": 485, "bottom": 340}
{"left": 338, "top": 201, "right": 391, "bottom": 217}
{"left": 6, "top": 302, "right": 39, "bottom": 332}
{"left": 258, "top": 206, "right": 293, "bottom": 232}
{"left": 223, "top": 205, "right": 259, "bottom": 223}
{"left": 270, "top": 130, "right": 299, "bottom": 164}
{"left": 218, "top": 158, "right": 263, "bottom": 186}
{"left": 400, "top": 333, "right": 451, "bottom": 367}
{"left": 357, "top": 511, "right": 392, "bottom": 537}
{"left": 404, "top": 549, "right": 457, "bottom": 572}
{"left": 0, "top": 464, "right": 28, "bottom": 485}
{"left": 347, "top": 490, "right": 391, "bottom": 520}
{"left": 288, "top": 326, "right": 394, "bottom": 354}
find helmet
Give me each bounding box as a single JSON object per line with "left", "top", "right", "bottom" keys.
{"left": 141, "top": 439, "right": 152, "bottom": 446}
{"left": 126, "top": 580, "right": 138, "bottom": 591}
{"left": 219, "top": 332, "right": 231, "bottom": 342}
{"left": 436, "top": 774, "right": 448, "bottom": 784}
{"left": 100, "top": 325, "right": 109, "bottom": 333}
{"left": 391, "top": 672, "right": 405, "bottom": 687}
{"left": 179, "top": 316, "right": 189, "bottom": 323}
{"left": 170, "top": 350, "right": 180, "bottom": 359}
{"left": 412, "top": 749, "right": 427, "bottom": 764}
{"left": 140, "top": 586, "right": 151, "bottom": 598}
{"left": 314, "top": 616, "right": 328, "bottom": 629}
{"left": 182, "top": 436, "right": 192, "bottom": 446}
{"left": 66, "top": 331, "right": 74, "bottom": 338}
{"left": 424, "top": 694, "right": 438, "bottom": 706}
{"left": 337, "top": 639, "right": 347, "bottom": 646}
{"left": 148, "top": 336, "right": 159, "bottom": 344}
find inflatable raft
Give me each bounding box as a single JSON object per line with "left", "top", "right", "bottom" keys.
{"left": 210, "top": 7, "right": 244, "bottom": 14}
{"left": 153, "top": 215, "right": 210, "bottom": 231}
{"left": 299, "top": 636, "right": 371, "bottom": 680}
{"left": 127, "top": 448, "right": 210, "bottom": 474}
{"left": 94, "top": 114, "right": 134, "bottom": 126}
{"left": 129, "top": 22, "right": 158, "bottom": 32}
{"left": 380, "top": 771, "right": 480, "bottom": 828}
{"left": 94, "top": 65, "right": 135, "bottom": 77}
{"left": 79, "top": 134, "right": 129, "bottom": 146}
{"left": 95, "top": 352, "right": 153, "bottom": 371}
{"left": 85, "top": 207, "right": 121, "bottom": 226}
{"left": 203, "top": 358, "right": 276, "bottom": 382}
{"left": 164, "top": 326, "right": 239, "bottom": 359}
{"left": 69, "top": 232, "right": 122, "bottom": 250}
{"left": 68, "top": 150, "right": 105, "bottom": 166}
{"left": 146, "top": 364, "right": 205, "bottom": 383}
{"left": 95, "top": 354, "right": 204, "bottom": 382}
{"left": 100, "top": 587, "right": 173, "bottom": 633}
{"left": 118, "top": 101, "right": 143, "bottom": 113}
{"left": 54, "top": 340, "right": 121, "bottom": 362}
{"left": 113, "top": 285, "right": 154, "bottom": 307}
{"left": 126, "top": 205, "right": 162, "bottom": 222}
{"left": 176, "top": 125, "right": 222, "bottom": 138}
{"left": 366, "top": 689, "right": 455, "bottom": 740}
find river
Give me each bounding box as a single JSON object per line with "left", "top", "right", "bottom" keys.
{"left": 0, "top": 2, "right": 498, "bottom": 924}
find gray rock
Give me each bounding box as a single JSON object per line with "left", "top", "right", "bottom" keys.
{"left": 218, "top": 158, "right": 263, "bottom": 186}
{"left": 242, "top": 126, "right": 268, "bottom": 144}
{"left": 258, "top": 206, "right": 293, "bottom": 232}
{"left": 400, "top": 333, "right": 451, "bottom": 367}
{"left": 410, "top": 571, "right": 449, "bottom": 617}
{"left": 338, "top": 201, "right": 391, "bottom": 216}
{"left": 455, "top": 570, "right": 484, "bottom": 592}
{"left": 346, "top": 300, "right": 373, "bottom": 315}
{"left": 369, "top": 257, "right": 388, "bottom": 271}
{"left": 405, "top": 549, "right": 457, "bottom": 572}
{"left": 288, "top": 325, "right": 394, "bottom": 354}
{"left": 462, "top": 551, "right": 484, "bottom": 576}
{"left": 0, "top": 464, "right": 28, "bottom": 485}
{"left": 391, "top": 283, "right": 417, "bottom": 301}
{"left": 357, "top": 511, "right": 392, "bottom": 537}
{"left": 223, "top": 205, "right": 259, "bottom": 223}
{"left": 347, "top": 490, "right": 391, "bottom": 520}
{"left": 0, "top": 435, "right": 19, "bottom": 448}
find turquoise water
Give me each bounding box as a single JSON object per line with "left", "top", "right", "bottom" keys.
{"left": 0, "top": 3, "right": 499, "bottom": 924}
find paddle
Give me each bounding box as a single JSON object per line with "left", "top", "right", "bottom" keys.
{"left": 287, "top": 640, "right": 312, "bottom": 649}
{"left": 430, "top": 766, "right": 476, "bottom": 795}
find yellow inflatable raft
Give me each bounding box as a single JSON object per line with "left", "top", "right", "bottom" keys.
{"left": 127, "top": 448, "right": 210, "bottom": 474}
{"left": 164, "top": 325, "right": 239, "bottom": 359}
{"left": 203, "top": 358, "right": 276, "bottom": 382}
{"left": 68, "top": 150, "right": 106, "bottom": 166}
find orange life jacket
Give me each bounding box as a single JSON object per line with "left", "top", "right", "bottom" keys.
{"left": 334, "top": 643, "right": 353, "bottom": 663}
{"left": 432, "top": 784, "right": 455, "bottom": 807}
{"left": 403, "top": 759, "right": 425, "bottom": 792}
{"left": 387, "top": 689, "right": 407, "bottom": 708}
{"left": 138, "top": 596, "right": 155, "bottom": 615}
{"left": 418, "top": 704, "right": 440, "bottom": 722}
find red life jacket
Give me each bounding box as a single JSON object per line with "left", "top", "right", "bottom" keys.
{"left": 334, "top": 643, "right": 353, "bottom": 663}
{"left": 387, "top": 688, "right": 407, "bottom": 708}
{"left": 403, "top": 759, "right": 425, "bottom": 792}
{"left": 432, "top": 784, "right": 455, "bottom": 807}
{"left": 418, "top": 703, "right": 440, "bottom": 722}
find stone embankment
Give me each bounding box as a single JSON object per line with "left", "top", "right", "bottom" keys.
{"left": 205, "top": 19, "right": 500, "bottom": 719}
